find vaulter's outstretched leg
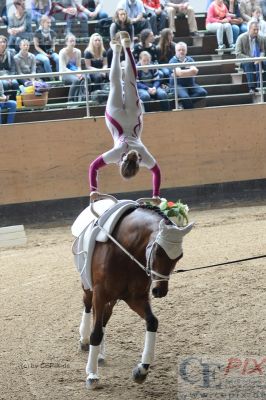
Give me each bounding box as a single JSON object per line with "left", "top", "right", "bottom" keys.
{"left": 106, "top": 40, "right": 123, "bottom": 112}
{"left": 120, "top": 31, "right": 141, "bottom": 114}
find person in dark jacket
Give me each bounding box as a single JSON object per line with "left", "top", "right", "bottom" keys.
{"left": 169, "top": 41, "right": 207, "bottom": 109}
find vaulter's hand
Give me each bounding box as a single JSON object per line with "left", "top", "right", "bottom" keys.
{"left": 90, "top": 191, "right": 102, "bottom": 202}
{"left": 152, "top": 196, "right": 162, "bottom": 206}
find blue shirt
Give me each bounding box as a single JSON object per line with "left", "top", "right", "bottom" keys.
{"left": 117, "top": 0, "right": 145, "bottom": 18}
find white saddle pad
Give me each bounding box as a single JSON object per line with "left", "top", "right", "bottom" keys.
{"left": 71, "top": 198, "right": 116, "bottom": 237}
{"left": 72, "top": 199, "right": 137, "bottom": 290}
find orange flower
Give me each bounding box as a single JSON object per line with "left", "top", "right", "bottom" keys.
{"left": 167, "top": 201, "right": 175, "bottom": 207}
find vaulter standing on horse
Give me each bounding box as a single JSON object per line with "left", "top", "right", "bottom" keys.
{"left": 89, "top": 31, "right": 161, "bottom": 203}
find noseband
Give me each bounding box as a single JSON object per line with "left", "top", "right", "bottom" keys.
{"left": 95, "top": 220, "right": 179, "bottom": 284}
{"left": 145, "top": 241, "right": 172, "bottom": 283}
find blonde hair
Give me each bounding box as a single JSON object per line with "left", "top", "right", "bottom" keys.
{"left": 85, "top": 33, "right": 105, "bottom": 58}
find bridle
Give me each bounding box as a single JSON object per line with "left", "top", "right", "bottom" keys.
{"left": 96, "top": 222, "right": 173, "bottom": 283}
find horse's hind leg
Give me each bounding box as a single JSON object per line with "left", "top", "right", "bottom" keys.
{"left": 79, "top": 289, "right": 93, "bottom": 351}
{"left": 126, "top": 298, "right": 158, "bottom": 384}
{"left": 85, "top": 290, "right": 107, "bottom": 389}
{"left": 98, "top": 300, "right": 116, "bottom": 363}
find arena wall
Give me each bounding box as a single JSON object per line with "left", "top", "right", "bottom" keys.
{"left": 1, "top": 104, "right": 266, "bottom": 206}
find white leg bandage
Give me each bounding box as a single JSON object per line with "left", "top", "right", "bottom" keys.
{"left": 79, "top": 310, "right": 91, "bottom": 343}
{"left": 141, "top": 331, "right": 156, "bottom": 365}
{"left": 86, "top": 345, "right": 100, "bottom": 375}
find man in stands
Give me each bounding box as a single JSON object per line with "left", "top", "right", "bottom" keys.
{"left": 74, "top": 0, "right": 108, "bottom": 21}
{"left": 239, "top": 0, "right": 260, "bottom": 22}
{"left": 235, "top": 20, "right": 266, "bottom": 93}
{"left": 163, "top": 0, "right": 199, "bottom": 35}
{"left": 142, "top": 0, "right": 168, "bottom": 36}
{"left": 50, "top": 0, "right": 89, "bottom": 37}
{"left": 169, "top": 41, "right": 207, "bottom": 108}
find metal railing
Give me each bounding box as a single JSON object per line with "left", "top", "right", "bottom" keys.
{"left": 0, "top": 55, "right": 265, "bottom": 124}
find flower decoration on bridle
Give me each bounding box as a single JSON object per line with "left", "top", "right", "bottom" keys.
{"left": 159, "top": 199, "right": 189, "bottom": 226}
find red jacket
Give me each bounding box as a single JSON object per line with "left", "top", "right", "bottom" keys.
{"left": 206, "top": 2, "right": 231, "bottom": 24}
{"left": 142, "top": 0, "right": 161, "bottom": 10}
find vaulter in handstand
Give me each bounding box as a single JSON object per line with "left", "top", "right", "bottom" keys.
{"left": 89, "top": 31, "right": 161, "bottom": 203}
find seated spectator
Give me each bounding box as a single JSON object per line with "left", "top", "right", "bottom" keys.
{"left": 116, "top": 0, "right": 150, "bottom": 35}
{"left": 31, "top": 0, "right": 53, "bottom": 25}
{"left": 206, "top": 0, "right": 234, "bottom": 50}
{"left": 33, "top": 15, "right": 59, "bottom": 73}
{"left": 260, "top": 0, "right": 266, "bottom": 20}
{"left": 239, "top": 0, "right": 260, "bottom": 22}
{"left": 75, "top": 0, "right": 108, "bottom": 21}
{"left": 110, "top": 8, "right": 134, "bottom": 42}
{"left": 14, "top": 39, "right": 36, "bottom": 84}
{"left": 133, "top": 28, "right": 159, "bottom": 63}
{"left": 7, "top": 0, "right": 32, "bottom": 51}
{"left": 0, "top": 5, "right": 8, "bottom": 26}
{"left": 84, "top": 33, "right": 107, "bottom": 91}
{"left": 156, "top": 27, "right": 176, "bottom": 81}
{"left": 0, "top": 80, "right": 17, "bottom": 124}
{"left": 164, "top": 0, "right": 199, "bottom": 36}
{"left": 235, "top": 20, "right": 266, "bottom": 93}
{"left": 50, "top": 0, "right": 88, "bottom": 37}
{"left": 249, "top": 6, "right": 266, "bottom": 36}
{"left": 142, "top": 0, "right": 168, "bottom": 36}
{"left": 59, "top": 33, "right": 83, "bottom": 102}
{"left": 137, "top": 51, "right": 169, "bottom": 112}
{"left": 224, "top": 0, "right": 247, "bottom": 43}
{"left": 169, "top": 41, "right": 207, "bottom": 109}
{"left": 0, "top": 35, "right": 19, "bottom": 99}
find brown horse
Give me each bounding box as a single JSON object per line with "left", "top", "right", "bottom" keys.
{"left": 77, "top": 201, "right": 193, "bottom": 389}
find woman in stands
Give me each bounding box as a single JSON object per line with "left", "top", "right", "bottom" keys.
{"left": 109, "top": 8, "right": 134, "bottom": 42}
{"left": 0, "top": 35, "right": 19, "bottom": 99}
{"left": 89, "top": 32, "right": 161, "bottom": 203}
{"left": 84, "top": 33, "right": 107, "bottom": 91}
{"left": 133, "top": 28, "right": 159, "bottom": 63}
{"left": 59, "top": 33, "right": 83, "bottom": 102}
{"left": 7, "top": 0, "right": 32, "bottom": 51}
{"left": 33, "top": 15, "right": 59, "bottom": 73}
{"left": 206, "top": 0, "right": 235, "bottom": 50}
{"left": 156, "top": 27, "right": 176, "bottom": 82}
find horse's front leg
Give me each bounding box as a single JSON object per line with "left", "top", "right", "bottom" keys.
{"left": 127, "top": 298, "right": 158, "bottom": 384}
{"left": 85, "top": 289, "right": 106, "bottom": 389}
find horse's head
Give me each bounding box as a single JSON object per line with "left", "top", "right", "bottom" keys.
{"left": 147, "top": 219, "right": 194, "bottom": 298}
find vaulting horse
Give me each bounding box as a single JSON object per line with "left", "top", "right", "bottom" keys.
{"left": 72, "top": 195, "right": 193, "bottom": 389}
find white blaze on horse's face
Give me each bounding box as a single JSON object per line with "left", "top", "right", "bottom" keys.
{"left": 155, "top": 219, "right": 194, "bottom": 260}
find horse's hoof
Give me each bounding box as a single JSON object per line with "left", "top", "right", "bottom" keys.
{"left": 79, "top": 341, "right": 90, "bottom": 352}
{"left": 98, "top": 353, "right": 105, "bottom": 364}
{"left": 132, "top": 363, "right": 149, "bottom": 384}
{"left": 86, "top": 374, "right": 99, "bottom": 390}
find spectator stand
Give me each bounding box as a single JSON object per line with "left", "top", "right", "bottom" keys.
{"left": 1, "top": 12, "right": 266, "bottom": 124}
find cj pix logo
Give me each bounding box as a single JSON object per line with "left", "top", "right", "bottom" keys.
{"left": 177, "top": 355, "right": 266, "bottom": 400}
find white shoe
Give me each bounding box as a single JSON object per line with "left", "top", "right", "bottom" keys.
{"left": 110, "top": 39, "right": 122, "bottom": 53}
{"left": 120, "top": 31, "right": 131, "bottom": 48}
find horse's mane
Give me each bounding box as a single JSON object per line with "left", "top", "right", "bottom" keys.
{"left": 137, "top": 204, "right": 174, "bottom": 225}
